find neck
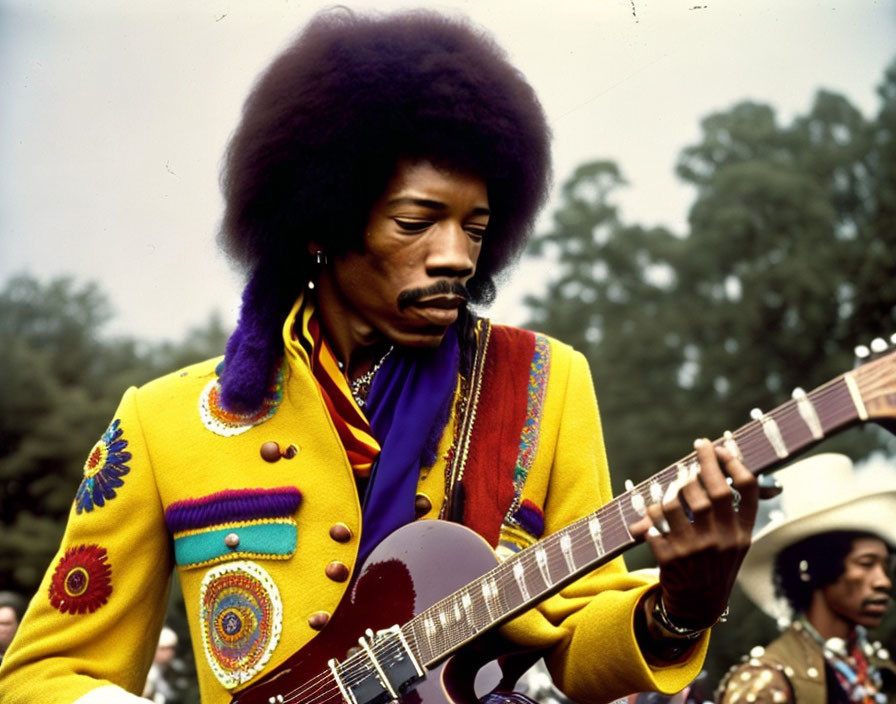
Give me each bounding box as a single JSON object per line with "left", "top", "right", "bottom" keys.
{"left": 313, "top": 277, "right": 387, "bottom": 380}
{"left": 804, "top": 598, "right": 854, "bottom": 641}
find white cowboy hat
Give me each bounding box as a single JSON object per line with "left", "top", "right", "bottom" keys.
{"left": 737, "top": 453, "right": 896, "bottom": 622}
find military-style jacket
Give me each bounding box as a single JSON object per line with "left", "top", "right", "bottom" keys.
{"left": 0, "top": 312, "right": 707, "bottom": 704}
{"left": 717, "top": 621, "right": 896, "bottom": 703}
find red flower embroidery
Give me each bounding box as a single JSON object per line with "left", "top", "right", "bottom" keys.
{"left": 49, "top": 544, "right": 113, "bottom": 614}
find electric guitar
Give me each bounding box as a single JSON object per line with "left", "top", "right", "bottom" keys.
{"left": 233, "top": 338, "right": 896, "bottom": 704}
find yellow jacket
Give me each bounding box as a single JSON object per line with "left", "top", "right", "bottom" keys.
{"left": 0, "top": 315, "right": 706, "bottom": 704}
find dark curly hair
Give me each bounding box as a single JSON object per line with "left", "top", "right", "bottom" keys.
{"left": 217, "top": 8, "right": 551, "bottom": 410}
{"left": 774, "top": 530, "right": 893, "bottom": 615}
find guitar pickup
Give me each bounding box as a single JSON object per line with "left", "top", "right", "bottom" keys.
{"left": 329, "top": 626, "right": 425, "bottom": 704}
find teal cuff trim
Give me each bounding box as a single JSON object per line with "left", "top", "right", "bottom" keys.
{"left": 174, "top": 522, "right": 297, "bottom": 567}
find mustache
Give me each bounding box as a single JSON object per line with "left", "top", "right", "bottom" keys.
{"left": 397, "top": 280, "right": 469, "bottom": 310}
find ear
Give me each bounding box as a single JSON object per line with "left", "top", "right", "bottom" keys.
{"left": 307, "top": 241, "right": 324, "bottom": 256}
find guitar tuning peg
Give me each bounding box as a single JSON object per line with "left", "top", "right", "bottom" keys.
{"left": 870, "top": 337, "right": 888, "bottom": 354}
{"left": 854, "top": 344, "right": 871, "bottom": 359}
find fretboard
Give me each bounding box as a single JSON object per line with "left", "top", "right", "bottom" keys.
{"left": 401, "top": 370, "right": 867, "bottom": 667}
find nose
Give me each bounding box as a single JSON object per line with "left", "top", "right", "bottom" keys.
{"left": 425, "top": 223, "right": 476, "bottom": 278}
{"left": 872, "top": 562, "right": 893, "bottom": 592}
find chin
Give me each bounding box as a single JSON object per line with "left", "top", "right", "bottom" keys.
{"left": 856, "top": 614, "right": 886, "bottom": 629}
{"left": 388, "top": 326, "right": 449, "bottom": 349}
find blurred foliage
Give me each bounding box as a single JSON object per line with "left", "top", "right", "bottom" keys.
{"left": 523, "top": 59, "right": 896, "bottom": 689}
{"left": 0, "top": 273, "right": 228, "bottom": 702}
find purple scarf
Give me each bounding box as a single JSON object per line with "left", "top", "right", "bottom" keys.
{"left": 358, "top": 325, "right": 459, "bottom": 562}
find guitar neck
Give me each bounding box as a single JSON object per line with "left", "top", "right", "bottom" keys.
{"left": 403, "top": 365, "right": 879, "bottom": 668}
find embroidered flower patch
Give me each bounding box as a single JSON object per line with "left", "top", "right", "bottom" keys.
{"left": 199, "top": 561, "right": 283, "bottom": 689}
{"left": 199, "top": 364, "right": 285, "bottom": 437}
{"left": 76, "top": 419, "right": 132, "bottom": 514}
{"left": 49, "top": 544, "right": 113, "bottom": 614}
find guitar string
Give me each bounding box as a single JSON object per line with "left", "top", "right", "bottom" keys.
{"left": 268, "top": 372, "right": 868, "bottom": 701}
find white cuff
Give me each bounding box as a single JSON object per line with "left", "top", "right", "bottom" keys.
{"left": 73, "top": 685, "right": 148, "bottom": 704}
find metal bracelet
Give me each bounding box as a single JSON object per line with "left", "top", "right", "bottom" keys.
{"left": 652, "top": 594, "right": 706, "bottom": 640}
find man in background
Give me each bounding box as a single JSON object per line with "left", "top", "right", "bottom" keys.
{"left": 0, "top": 591, "right": 25, "bottom": 666}
{"left": 717, "top": 453, "right": 896, "bottom": 703}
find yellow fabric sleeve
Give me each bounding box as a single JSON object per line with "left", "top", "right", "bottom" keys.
{"left": 0, "top": 387, "right": 172, "bottom": 704}
{"left": 500, "top": 345, "right": 707, "bottom": 703}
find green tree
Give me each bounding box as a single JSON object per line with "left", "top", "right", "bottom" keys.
{"left": 523, "top": 64, "right": 896, "bottom": 686}
{"left": 0, "top": 273, "right": 228, "bottom": 703}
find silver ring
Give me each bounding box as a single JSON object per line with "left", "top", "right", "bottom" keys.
{"left": 731, "top": 487, "right": 741, "bottom": 512}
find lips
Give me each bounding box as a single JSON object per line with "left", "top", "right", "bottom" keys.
{"left": 410, "top": 296, "right": 464, "bottom": 325}
{"left": 413, "top": 295, "right": 466, "bottom": 309}
{"left": 863, "top": 597, "right": 890, "bottom": 614}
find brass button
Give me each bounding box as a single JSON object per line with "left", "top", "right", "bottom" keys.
{"left": 414, "top": 493, "right": 432, "bottom": 518}
{"left": 260, "top": 442, "right": 282, "bottom": 462}
{"left": 308, "top": 611, "right": 330, "bottom": 630}
{"left": 325, "top": 561, "right": 350, "bottom": 582}
{"left": 329, "top": 523, "right": 353, "bottom": 543}
{"left": 283, "top": 444, "right": 300, "bottom": 459}
{"left": 224, "top": 532, "right": 240, "bottom": 549}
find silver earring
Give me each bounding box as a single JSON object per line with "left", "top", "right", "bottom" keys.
{"left": 314, "top": 251, "right": 328, "bottom": 266}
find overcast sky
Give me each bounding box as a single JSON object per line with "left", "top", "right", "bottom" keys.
{"left": 1, "top": 0, "right": 894, "bottom": 342}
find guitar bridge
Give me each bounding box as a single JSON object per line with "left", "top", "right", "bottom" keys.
{"left": 329, "top": 626, "right": 425, "bottom": 704}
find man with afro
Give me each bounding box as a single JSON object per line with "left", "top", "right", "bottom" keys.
{"left": 0, "top": 9, "right": 757, "bottom": 704}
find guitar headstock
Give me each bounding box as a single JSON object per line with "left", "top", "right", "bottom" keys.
{"left": 851, "top": 333, "right": 896, "bottom": 427}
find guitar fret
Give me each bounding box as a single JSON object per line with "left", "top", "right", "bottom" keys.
{"left": 792, "top": 388, "right": 823, "bottom": 439}
{"left": 512, "top": 561, "right": 531, "bottom": 601}
{"left": 588, "top": 516, "right": 604, "bottom": 554}
{"left": 560, "top": 533, "right": 575, "bottom": 574}
{"left": 844, "top": 373, "right": 869, "bottom": 420}
{"left": 535, "top": 546, "right": 552, "bottom": 586}
{"left": 750, "top": 408, "right": 788, "bottom": 459}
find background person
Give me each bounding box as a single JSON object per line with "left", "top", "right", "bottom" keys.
{"left": 0, "top": 591, "right": 26, "bottom": 666}
{"left": 716, "top": 453, "right": 896, "bottom": 703}
{"left": 142, "top": 626, "right": 179, "bottom": 703}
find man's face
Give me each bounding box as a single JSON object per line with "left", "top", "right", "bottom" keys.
{"left": 821, "top": 537, "right": 892, "bottom": 629}
{"left": 0, "top": 606, "right": 19, "bottom": 652}
{"left": 323, "top": 159, "right": 489, "bottom": 348}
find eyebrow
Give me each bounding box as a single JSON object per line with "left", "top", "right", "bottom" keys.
{"left": 386, "top": 196, "right": 490, "bottom": 216}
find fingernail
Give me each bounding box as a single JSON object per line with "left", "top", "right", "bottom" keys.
{"left": 647, "top": 526, "right": 661, "bottom": 538}
{"left": 693, "top": 438, "right": 708, "bottom": 449}
{"left": 657, "top": 518, "right": 671, "bottom": 534}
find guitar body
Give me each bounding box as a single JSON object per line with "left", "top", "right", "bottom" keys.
{"left": 233, "top": 520, "right": 515, "bottom": 704}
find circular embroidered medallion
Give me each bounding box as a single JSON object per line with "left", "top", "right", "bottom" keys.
{"left": 199, "top": 363, "right": 285, "bottom": 437}
{"left": 76, "top": 419, "right": 131, "bottom": 513}
{"left": 49, "top": 544, "right": 113, "bottom": 614}
{"left": 199, "top": 561, "right": 283, "bottom": 689}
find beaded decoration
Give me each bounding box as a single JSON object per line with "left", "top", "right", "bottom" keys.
{"left": 497, "top": 501, "right": 546, "bottom": 559}
{"left": 199, "top": 362, "right": 286, "bottom": 437}
{"left": 504, "top": 334, "right": 551, "bottom": 526}
{"left": 48, "top": 544, "right": 113, "bottom": 614}
{"left": 76, "top": 419, "right": 132, "bottom": 514}
{"left": 199, "top": 560, "right": 283, "bottom": 689}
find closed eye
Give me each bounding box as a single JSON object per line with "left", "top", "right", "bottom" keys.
{"left": 393, "top": 218, "right": 431, "bottom": 233}
{"left": 466, "top": 226, "right": 487, "bottom": 242}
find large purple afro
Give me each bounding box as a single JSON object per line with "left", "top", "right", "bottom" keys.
{"left": 218, "top": 8, "right": 551, "bottom": 410}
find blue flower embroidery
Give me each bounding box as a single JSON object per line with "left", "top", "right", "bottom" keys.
{"left": 76, "top": 419, "right": 132, "bottom": 513}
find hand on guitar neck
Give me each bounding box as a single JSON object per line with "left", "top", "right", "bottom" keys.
{"left": 629, "top": 438, "right": 759, "bottom": 661}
